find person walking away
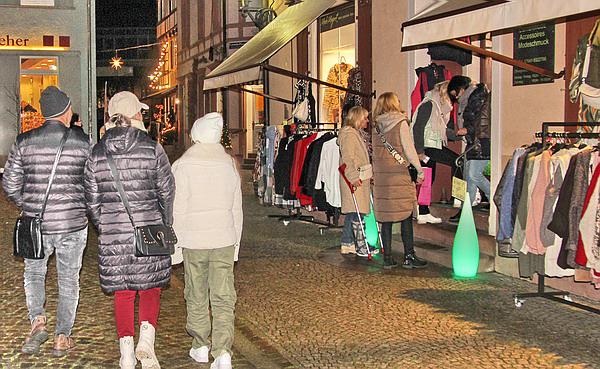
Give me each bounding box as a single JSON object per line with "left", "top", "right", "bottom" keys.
{"left": 411, "top": 80, "right": 466, "bottom": 224}
{"left": 3, "top": 86, "right": 91, "bottom": 356}
{"left": 338, "top": 106, "right": 373, "bottom": 256}
{"left": 171, "top": 112, "right": 242, "bottom": 369}
{"left": 84, "top": 91, "right": 175, "bottom": 369}
{"left": 372, "top": 92, "right": 428, "bottom": 269}
{"left": 70, "top": 112, "right": 84, "bottom": 134}
{"left": 447, "top": 76, "right": 491, "bottom": 223}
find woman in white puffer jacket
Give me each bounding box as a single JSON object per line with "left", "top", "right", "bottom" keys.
{"left": 171, "top": 112, "right": 242, "bottom": 369}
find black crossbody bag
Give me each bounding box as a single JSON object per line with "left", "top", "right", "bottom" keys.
{"left": 105, "top": 152, "right": 176, "bottom": 257}
{"left": 13, "top": 130, "right": 70, "bottom": 259}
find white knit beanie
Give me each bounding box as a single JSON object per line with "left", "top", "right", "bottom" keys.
{"left": 191, "top": 112, "right": 223, "bottom": 144}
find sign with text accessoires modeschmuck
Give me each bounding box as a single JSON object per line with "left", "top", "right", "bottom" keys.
{"left": 512, "top": 22, "right": 555, "bottom": 86}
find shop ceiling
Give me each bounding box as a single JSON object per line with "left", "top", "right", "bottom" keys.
{"left": 401, "top": 0, "right": 600, "bottom": 79}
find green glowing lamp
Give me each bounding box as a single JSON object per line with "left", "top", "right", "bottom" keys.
{"left": 364, "top": 203, "right": 380, "bottom": 247}
{"left": 452, "top": 191, "right": 479, "bottom": 278}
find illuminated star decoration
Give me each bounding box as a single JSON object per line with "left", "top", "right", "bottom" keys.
{"left": 110, "top": 54, "right": 124, "bottom": 70}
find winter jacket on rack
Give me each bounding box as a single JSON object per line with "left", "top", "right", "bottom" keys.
{"left": 410, "top": 63, "right": 452, "bottom": 116}
{"left": 315, "top": 138, "right": 341, "bottom": 208}
{"left": 84, "top": 126, "right": 174, "bottom": 293}
{"left": 300, "top": 132, "right": 336, "bottom": 198}
{"left": 3, "top": 120, "right": 92, "bottom": 234}
{"left": 427, "top": 38, "right": 473, "bottom": 66}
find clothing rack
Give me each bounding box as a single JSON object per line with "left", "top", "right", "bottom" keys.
{"left": 514, "top": 121, "right": 600, "bottom": 315}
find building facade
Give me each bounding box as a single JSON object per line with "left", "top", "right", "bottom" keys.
{"left": 0, "top": 0, "right": 96, "bottom": 167}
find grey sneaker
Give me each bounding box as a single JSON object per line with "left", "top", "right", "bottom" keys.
{"left": 22, "top": 316, "right": 49, "bottom": 354}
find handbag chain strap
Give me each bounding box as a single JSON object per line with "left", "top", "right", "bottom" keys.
{"left": 39, "top": 129, "right": 70, "bottom": 218}
{"left": 105, "top": 152, "right": 136, "bottom": 228}
{"left": 375, "top": 121, "right": 408, "bottom": 167}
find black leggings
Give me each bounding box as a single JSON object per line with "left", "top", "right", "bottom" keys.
{"left": 380, "top": 217, "right": 414, "bottom": 257}
{"left": 419, "top": 147, "right": 462, "bottom": 215}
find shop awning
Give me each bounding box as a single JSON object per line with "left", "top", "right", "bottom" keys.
{"left": 142, "top": 86, "right": 177, "bottom": 101}
{"left": 204, "top": 0, "right": 336, "bottom": 90}
{"left": 402, "top": 0, "right": 600, "bottom": 48}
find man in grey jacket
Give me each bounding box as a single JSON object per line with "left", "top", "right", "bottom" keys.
{"left": 2, "top": 86, "right": 91, "bottom": 356}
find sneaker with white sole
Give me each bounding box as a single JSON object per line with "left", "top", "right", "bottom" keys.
{"left": 417, "top": 214, "right": 442, "bottom": 224}
{"left": 210, "top": 352, "right": 232, "bottom": 369}
{"left": 189, "top": 346, "right": 209, "bottom": 363}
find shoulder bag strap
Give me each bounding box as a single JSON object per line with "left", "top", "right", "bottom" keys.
{"left": 39, "top": 129, "right": 70, "bottom": 218}
{"left": 375, "top": 121, "right": 408, "bottom": 167}
{"left": 105, "top": 152, "right": 136, "bottom": 227}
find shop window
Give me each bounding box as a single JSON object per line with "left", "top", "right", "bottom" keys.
{"left": 319, "top": 4, "right": 356, "bottom": 124}
{"left": 20, "top": 57, "right": 58, "bottom": 132}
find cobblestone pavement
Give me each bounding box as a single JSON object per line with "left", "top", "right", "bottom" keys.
{"left": 1, "top": 171, "right": 600, "bottom": 368}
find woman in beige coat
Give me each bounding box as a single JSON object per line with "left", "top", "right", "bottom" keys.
{"left": 372, "top": 92, "right": 428, "bottom": 270}
{"left": 338, "top": 106, "right": 374, "bottom": 256}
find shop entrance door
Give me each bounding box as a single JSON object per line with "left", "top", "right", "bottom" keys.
{"left": 242, "top": 84, "right": 265, "bottom": 159}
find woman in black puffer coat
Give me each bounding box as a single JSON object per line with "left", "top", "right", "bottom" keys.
{"left": 84, "top": 108, "right": 174, "bottom": 369}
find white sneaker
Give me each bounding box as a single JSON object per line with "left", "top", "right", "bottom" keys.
{"left": 472, "top": 190, "right": 482, "bottom": 207}
{"left": 417, "top": 214, "right": 442, "bottom": 224}
{"left": 136, "top": 321, "right": 160, "bottom": 369}
{"left": 210, "top": 352, "right": 232, "bottom": 369}
{"left": 453, "top": 198, "right": 462, "bottom": 208}
{"left": 189, "top": 346, "right": 209, "bottom": 363}
{"left": 119, "top": 336, "right": 137, "bottom": 369}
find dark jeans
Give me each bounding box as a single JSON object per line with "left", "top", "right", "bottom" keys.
{"left": 380, "top": 217, "right": 414, "bottom": 257}
{"left": 419, "top": 147, "right": 462, "bottom": 215}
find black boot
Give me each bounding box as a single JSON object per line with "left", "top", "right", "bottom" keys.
{"left": 402, "top": 253, "right": 428, "bottom": 269}
{"left": 449, "top": 210, "right": 461, "bottom": 224}
{"left": 383, "top": 255, "right": 399, "bottom": 270}
{"left": 381, "top": 222, "right": 398, "bottom": 269}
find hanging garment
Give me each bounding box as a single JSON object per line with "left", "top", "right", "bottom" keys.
{"left": 410, "top": 63, "right": 452, "bottom": 116}
{"left": 341, "top": 66, "right": 365, "bottom": 122}
{"left": 525, "top": 150, "right": 552, "bottom": 255}
{"left": 427, "top": 37, "right": 473, "bottom": 66}
{"left": 566, "top": 149, "right": 592, "bottom": 267}
{"left": 512, "top": 151, "right": 540, "bottom": 253}
{"left": 289, "top": 134, "right": 318, "bottom": 205}
{"left": 576, "top": 158, "right": 600, "bottom": 269}
{"left": 569, "top": 21, "right": 600, "bottom": 127}
{"left": 315, "top": 138, "right": 341, "bottom": 208}
{"left": 324, "top": 63, "right": 352, "bottom": 123}
{"left": 495, "top": 148, "right": 527, "bottom": 243}
{"left": 300, "top": 132, "right": 336, "bottom": 199}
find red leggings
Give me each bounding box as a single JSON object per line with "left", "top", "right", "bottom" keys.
{"left": 114, "top": 288, "right": 161, "bottom": 338}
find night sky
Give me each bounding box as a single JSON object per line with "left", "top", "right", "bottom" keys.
{"left": 96, "top": 0, "right": 157, "bottom": 28}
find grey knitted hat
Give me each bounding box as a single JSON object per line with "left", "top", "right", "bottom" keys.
{"left": 40, "top": 86, "right": 72, "bottom": 119}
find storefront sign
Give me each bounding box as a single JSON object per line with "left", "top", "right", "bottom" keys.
{"left": 21, "top": 0, "right": 55, "bottom": 5}
{"left": 512, "top": 22, "right": 555, "bottom": 86}
{"left": 319, "top": 4, "right": 355, "bottom": 33}
{"left": 0, "top": 33, "right": 70, "bottom": 50}
{"left": 228, "top": 41, "right": 247, "bottom": 50}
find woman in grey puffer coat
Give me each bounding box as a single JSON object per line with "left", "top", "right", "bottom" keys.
{"left": 84, "top": 104, "right": 174, "bottom": 369}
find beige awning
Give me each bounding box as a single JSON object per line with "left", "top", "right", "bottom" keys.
{"left": 204, "top": 0, "right": 336, "bottom": 90}
{"left": 402, "top": 0, "right": 600, "bottom": 48}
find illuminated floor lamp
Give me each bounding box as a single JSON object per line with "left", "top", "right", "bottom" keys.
{"left": 452, "top": 192, "right": 480, "bottom": 278}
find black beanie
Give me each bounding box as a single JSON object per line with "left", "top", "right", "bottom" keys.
{"left": 40, "top": 86, "right": 72, "bottom": 119}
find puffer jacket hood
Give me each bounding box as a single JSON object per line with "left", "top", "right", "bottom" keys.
{"left": 102, "top": 126, "right": 143, "bottom": 155}
{"left": 376, "top": 112, "right": 409, "bottom": 134}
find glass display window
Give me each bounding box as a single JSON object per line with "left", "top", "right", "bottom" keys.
{"left": 318, "top": 4, "right": 356, "bottom": 124}
{"left": 20, "top": 57, "right": 59, "bottom": 132}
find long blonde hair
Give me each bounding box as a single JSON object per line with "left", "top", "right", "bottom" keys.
{"left": 434, "top": 81, "right": 452, "bottom": 106}
{"left": 343, "top": 106, "right": 368, "bottom": 130}
{"left": 373, "top": 92, "right": 405, "bottom": 120}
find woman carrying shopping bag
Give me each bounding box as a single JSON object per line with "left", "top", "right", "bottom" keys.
{"left": 171, "top": 112, "right": 243, "bottom": 369}
{"left": 372, "top": 92, "right": 428, "bottom": 269}
{"left": 338, "top": 106, "right": 374, "bottom": 257}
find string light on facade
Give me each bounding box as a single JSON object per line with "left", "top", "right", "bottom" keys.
{"left": 148, "top": 29, "right": 177, "bottom": 91}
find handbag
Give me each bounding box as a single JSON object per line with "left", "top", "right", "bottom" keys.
{"left": 416, "top": 167, "right": 432, "bottom": 206}
{"left": 13, "top": 130, "right": 70, "bottom": 259}
{"left": 579, "top": 23, "right": 600, "bottom": 108}
{"left": 358, "top": 164, "right": 373, "bottom": 181}
{"left": 105, "top": 152, "right": 177, "bottom": 257}
{"left": 292, "top": 99, "right": 310, "bottom": 122}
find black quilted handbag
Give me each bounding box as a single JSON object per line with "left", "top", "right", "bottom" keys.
{"left": 106, "top": 152, "right": 176, "bottom": 257}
